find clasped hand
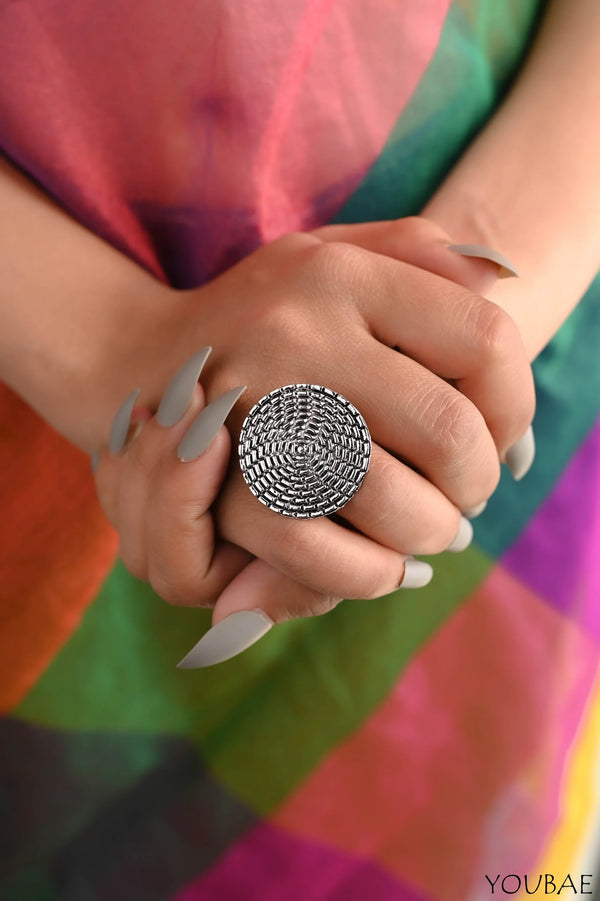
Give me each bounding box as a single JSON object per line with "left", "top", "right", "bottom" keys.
{"left": 93, "top": 216, "right": 534, "bottom": 658}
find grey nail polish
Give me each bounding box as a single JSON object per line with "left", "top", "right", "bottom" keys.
{"left": 464, "top": 500, "right": 487, "bottom": 519}
{"left": 505, "top": 425, "right": 535, "bottom": 481}
{"left": 177, "top": 385, "right": 247, "bottom": 462}
{"left": 91, "top": 449, "right": 100, "bottom": 473}
{"left": 176, "top": 609, "right": 274, "bottom": 668}
{"left": 447, "top": 243, "right": 520, "bottom": 278}
{"left": 399, "top": 559, "right": 433, "bottom": 589}
{"left": 446, "top": 516, "right": 473, "bottom": 553}
{"left": 109, "top": 388, "right": 141, "bottom": 454}
{"left": 156, "top": 346, "right": 212, "bottom": 428}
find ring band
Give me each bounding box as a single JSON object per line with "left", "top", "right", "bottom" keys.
{"left": 238, "top": 384, "right": 372, "bottom": 518}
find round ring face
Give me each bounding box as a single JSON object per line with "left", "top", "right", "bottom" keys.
{"left": 238, "top": 384, "right": 372, "bottom": 518}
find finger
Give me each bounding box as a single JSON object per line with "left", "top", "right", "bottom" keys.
{"left": 113, "top": 386, "right": 210, "bottom": 580}
{"left": 119, "top": 382, "right": 246, "bottom": 588}
{"left": 145, "top": 422, "right": 253, "bottom": 606}
{"left": 93, "top": 396, "right": 152, "bottom": 531}
{"left": 93, "top": 347, "right": 214, "bottom": 531}
{"left": 214, "top": 554, "right": 434, "bottom": 624}
{"left": 217, "top": 467, "right": 411, "bottom": 601}
{"left": 349, "top": 334, "right": 500, "bottom": 510}
{"left": 97, "top": 353, "right": 235, "bottom": 582}
{"left": 311, "top": 217, "right": 504, "bottom": 295}
{"left": 315, "top": 241, "right": 534, "bottom": 461}
{"left": 216, "top": 558, "right": 341, "bottom": 623}
{"left": 176, "top": 559, "right": 337, "bottom": 668}
{"left": 338, "top": 443, "right": 470, "bottom": 555}
{"left": 177, "top": 554, "right": 433, "bottom": 669}
{"left": 307, "top": 224, "right": 533, "bottom": 473}
{"left": 368, "top": 256, "right": 535, "bottom": 457}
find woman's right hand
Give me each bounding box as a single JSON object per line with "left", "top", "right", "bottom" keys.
{"left": 95, "top": 219, "right": 535, "bottom": 666}
{"left": 177, "top": 225, "right": 533, "bottom": 599}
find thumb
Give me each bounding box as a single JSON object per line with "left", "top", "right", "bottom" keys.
{"left": 176, "top": 558, "right": 340, "bottom": 668}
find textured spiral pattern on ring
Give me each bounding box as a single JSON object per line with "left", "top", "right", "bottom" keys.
{"left": 238, "top": 384, "right": 372, "bottom": 518}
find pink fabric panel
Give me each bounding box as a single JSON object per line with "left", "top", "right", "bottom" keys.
{"left": 272, "top": 568, "right": 599, "bottom": 900}
{"left": 172, "top": 821, "right": 431, "bottom": 901}
{"left": 0, "top": 0, "right": 451, "bottom": 277}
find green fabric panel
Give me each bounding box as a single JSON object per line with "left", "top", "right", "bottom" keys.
{"left": 202, "top": 548, "right": 491, "bottom": 811}
{"left": 15, "top": 547, "right": 492, "bottom": 811}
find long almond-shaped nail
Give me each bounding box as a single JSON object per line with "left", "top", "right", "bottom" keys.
{"left": 109, "top": 388, "right": 141, "bottom": 454}
{"left": 464, "top": 500, "right": 487, "bottom": 519}
{"left": 176, "top": 609, "right": 274, "bottom": 668}
{"left": 156, "top": 346, "right": 212, "bottom": 427}
{"left": 399, "top": 559, "right": 433, "bottom": 589}
{"left": 91, "top": 449, "right": 100, "bottom": 473}
{"left": 446, "top": 516, "right": 473, "bottom": 553}
{"left": 177, "top": 385, "right": 247, "bottom": 461}
{"left": 505, "top": 425, "right": 535, "bottom": 481}
{"left": 447, "top": 243, "right": 520, "bottom": 278}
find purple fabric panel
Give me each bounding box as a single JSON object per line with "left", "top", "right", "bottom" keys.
{"left": 172, "top": 821, "right": 432, "bottom": 901}
{"left": 503, "top": 417, "right": 600, "bottom": 637}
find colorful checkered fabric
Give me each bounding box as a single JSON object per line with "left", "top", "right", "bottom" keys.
{"left": 3, "top": 2, "right": 599, "bottom": 899}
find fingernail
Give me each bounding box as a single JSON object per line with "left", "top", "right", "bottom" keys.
{"left": 177, "top": 385, "right": 247, "bottom": 462}
{"left": 447, "top": 243, "right": 520, "bottom": 278}
{"left": 446, "top": 516, "right": 473, "bottom": 553}
{"left": 156, "top": 346, "right": 212, "bottom": 427}
{"left": 505, "top": 425, "right": 535, "bottom": 481}
{"left": 91, "top": 449, "right": 100, "bottom": 473}
{"left": 176, "top": 609, "right": 274, "bottom": 668}
{"left": 109, "top": 388, "right": 141, "bottom": 454}
{"left": 399, "top": 559, "right": 433, "bottom": 589}
{"left": 464, "top": 500, "right": 487, "bottom": 519}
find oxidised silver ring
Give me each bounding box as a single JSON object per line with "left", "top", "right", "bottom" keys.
{"left": 238, "top": 384, "right": 371, "bottom": 518}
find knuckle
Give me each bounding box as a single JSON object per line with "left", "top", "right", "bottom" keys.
{"left": 392, "top": 215, "right": 421, "bottom": 234}
{"left": 253, "top": 292, "right": 303, "bottom": 338}
{"left": 149, "top": 567, "right": 214, "bottom": 608}
{"left": 268, "top": 230, "right": 320, "bottom": 257}
{"left": 359, "top": 560, "right": 401, "bottom": 600}
{"left": 473, "top": 301, "right": 520, "bottom": 361}
{"left": 364, "top": 456, "right": 399, "bottom": 530}
{"left": 125, "top": 430, "right": 155, "bottom": 475}
{"left": 249, "top": 297, "right": 323, "bottom": 371}
{"left": 389, "top": 215, "right": 431, "bottom": 242}
{"left": 280, "top": 592, "right": 342, "bottom": 622}
{"left": 428, "top": 389, "right": 484, "bottom": 460}
{"left": 425, "top": 389, "right": 500, "bottom": 496}
{"left": 303, "top": 239, "right": 367, "bottom": 288}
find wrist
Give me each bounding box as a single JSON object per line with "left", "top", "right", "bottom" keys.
{"left": 0, "top": 154, "right": 199, "bottom": 450}
{"left": 1, "top": 275, "right": 185, "bottom": 452}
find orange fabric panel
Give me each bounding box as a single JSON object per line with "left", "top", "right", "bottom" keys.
{"left": 0, "top": 384, "right": 117, "bottom": 711}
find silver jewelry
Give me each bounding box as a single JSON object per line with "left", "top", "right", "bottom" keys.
{"left": 238, "top": 384, "right": 371, "bottom": 518}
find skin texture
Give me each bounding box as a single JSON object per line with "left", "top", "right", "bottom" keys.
{"left": 1, "top": 0, "right": 600, "bottom": 627}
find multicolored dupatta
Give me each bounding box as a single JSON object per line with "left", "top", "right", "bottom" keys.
{"left": 2, "top": 1, "right": 600, "bottom": 898}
